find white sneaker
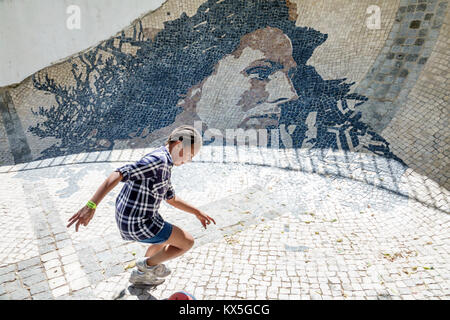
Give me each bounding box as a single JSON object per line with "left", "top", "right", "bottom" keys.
{"left": 136, "top": 258, "right": 171, "bottom": 278}
{"left": 129, "top": 269, "right": 165, "bottom": 286}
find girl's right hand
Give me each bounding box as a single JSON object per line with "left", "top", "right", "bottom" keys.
{"left": 67, "top": 205, "right": 96, "bottom": 232}
{"left": 195, "top": 211, "right": 216, "bottom": 229}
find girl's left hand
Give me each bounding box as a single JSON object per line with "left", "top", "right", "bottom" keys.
{"left": 67, "top": 205, "right": 95, "bottom": 232}
{"left": 195, "top": 211, "right": 216, "bottom": 229}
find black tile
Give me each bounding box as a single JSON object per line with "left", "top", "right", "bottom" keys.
{"left": 394, "top": 37, "right": 406, "bottom": 45}
{"left": 418, "top": 28, "right": 429, "bottom": 36}
{"left": 405, "top": 54, "right": 419, "bottom": 62}
{"left": 424, "top": 13, "right": 434, "bottom": 20}
{"left": 409, "top": 20, "right": 421, "bottom": 29}
{"left": 407, "top": 5, "right": 416, "bottom": 12}
{"left": 418, "top": 57, "right": 428, "bottom": 64}
{"left": 398, "top": 69, "right": 409, "bottom": 78}
{"left": 415, "top": 38, "right": 425, "bottom": 46}
{"left": 416, "top": 3, "right": 427, "bottom": 11}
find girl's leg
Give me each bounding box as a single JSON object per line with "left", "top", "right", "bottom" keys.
{"left": 145, "top": 225, "right": 194, "bottom": 266}
{"left": 144, "top": 243, "right": 168, "bottom": 258}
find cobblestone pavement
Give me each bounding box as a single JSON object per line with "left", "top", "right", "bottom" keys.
{"left": 0, "top": 146, "right": 448, "bottom": 300}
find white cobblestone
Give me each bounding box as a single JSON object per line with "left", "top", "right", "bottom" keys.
{"left": 1, "top": 140, "right": 449, "bottom": 302}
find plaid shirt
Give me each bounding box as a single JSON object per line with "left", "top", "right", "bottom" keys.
{"left": 114, "top": 146, "right": 175, "bottom": 241}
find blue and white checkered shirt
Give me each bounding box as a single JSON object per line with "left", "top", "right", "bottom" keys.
{"left": 114, "top": 145, "right": 175, "bottom": 241}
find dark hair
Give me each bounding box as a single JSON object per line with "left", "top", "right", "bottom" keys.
{"left": 31, "top": 0, "right": 403, "bottom": 164}
{"left": 112, "top": 0, "right": 328, "bottom": 135}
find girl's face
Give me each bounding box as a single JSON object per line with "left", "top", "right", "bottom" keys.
{"left": 178, "top": 27, "right": 298, "bottom": 136}
{"left": 169, "top": 141, "right": 200, "bottom": 166}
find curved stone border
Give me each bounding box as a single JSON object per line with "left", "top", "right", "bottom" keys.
{"left": 0, "top": 144, "right": 448, "bottom": 215}
{"left": 0, "top": 145, "right": 403, "bottom": 172}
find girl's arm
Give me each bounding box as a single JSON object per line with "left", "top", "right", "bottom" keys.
{"left": 89, "top": 171, "right": 122, "bottom": 206}
{"left": 166, "top": 196, "right": 200, "bottom": 215}
{"left": 166, "top": 196, "right": 216, "bottom": 229}
{"left": 67, "top": 171, "right": 122, "bottom": 232}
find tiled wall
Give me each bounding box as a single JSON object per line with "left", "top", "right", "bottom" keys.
{"left": 382, "top": 4, "right": 449, "bottom": 189}
{"left": 354, "top": 0, "right": 448, "bottom": 132}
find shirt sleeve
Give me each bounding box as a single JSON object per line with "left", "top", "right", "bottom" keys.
{"left": 115, "top": 155, "right": 163, "bottom": 182}
{"left": 164, "top": 184, "right": 175, "bottom": 200}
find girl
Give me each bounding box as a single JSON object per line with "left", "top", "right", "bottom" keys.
{"left": 67, "top": 125, "right": 216, "bottom": 285}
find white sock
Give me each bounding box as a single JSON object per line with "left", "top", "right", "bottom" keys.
{"left": 140, "top": 257, "right": 156, "bottom": 269}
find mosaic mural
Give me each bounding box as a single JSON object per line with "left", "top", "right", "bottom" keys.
{"left": 29, "top": 0, "right": 405, "bottom": 165}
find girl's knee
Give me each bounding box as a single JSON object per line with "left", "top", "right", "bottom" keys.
{"left": 169, "top": 225, "right": 194, "bottom": 251}
{"left": 184, "top": 235, "right": 194, "bottom": 251}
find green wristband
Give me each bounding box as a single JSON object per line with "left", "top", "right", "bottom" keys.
{"left": 86, "top": 200, "right": 97, "bottom": 209}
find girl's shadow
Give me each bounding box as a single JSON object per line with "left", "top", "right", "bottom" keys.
{"left": 114, "top": 283, "right": 163, "bottom": 300}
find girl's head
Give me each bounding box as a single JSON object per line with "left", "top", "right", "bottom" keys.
{"left": 166, "top": 125, "right": 203, "bottom": 166}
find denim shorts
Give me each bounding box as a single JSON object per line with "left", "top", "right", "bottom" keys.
{"left": 139, "top": 221, "right": 173, "bottom": 244}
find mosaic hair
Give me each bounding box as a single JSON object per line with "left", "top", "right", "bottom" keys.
{"left": 112, "top": 0, "right": 328, "bottom": 135}
{"left": 31, "top": 0, "right": 402, "bottom": 163}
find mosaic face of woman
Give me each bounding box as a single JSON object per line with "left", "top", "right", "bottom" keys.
{"left": 179, "top": 26, "right": 298, "bottom": 134}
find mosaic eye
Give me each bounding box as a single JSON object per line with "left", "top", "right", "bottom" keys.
{"left": 245, "top": 66, "right": 274, "bottom": 81}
